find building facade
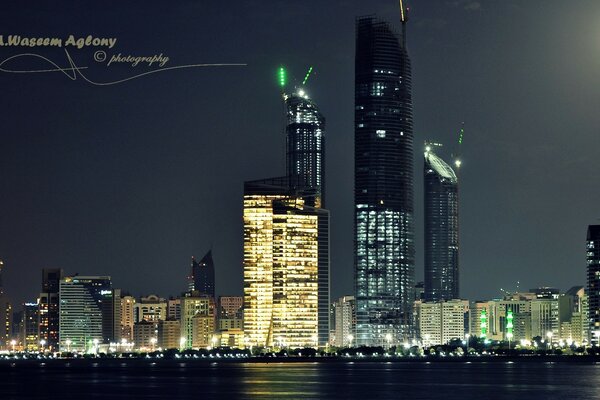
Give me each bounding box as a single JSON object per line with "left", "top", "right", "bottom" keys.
{"left": 157, "top": 318, "right": 180, "bottom": 350}
{"left": 180, "top": 292, "right": 215, "bottom": 349}
{"left": 120, "top": 295, "right": 136, "bottom": 341}
{"left": 38, "top": 268, "right": 63, "bottom": 351}
{"left": 134, "top": 295, "right": 167, "bottom": 323}
{"left": 58, "top": 276, "right": 118, "bottom": 352}
{"left": 417, "top": 300, "right": 469, "bottom": 347}
{"left": 354, "top": 11, "right": 414, "bottom": 346}
{"left": 424, "top": 147, "right": 459, "bottom": 302}
{"left": 587, "top": 225, "right": 600, "bottom": 345}
{"left": 332, "top": 296, "right": 356, "bottom": 348}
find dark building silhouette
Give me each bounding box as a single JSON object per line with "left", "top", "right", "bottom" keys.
{"left": 354, "top": 10, "right": 414, "bottom": 346}
{"left": 38, "top": 268, "right": 63, "bottom": 351}
{"left": 424, "top": 146, "right": 459, "bottom": 302}
{"left": 587, "top": 225, "right": 600, "bottom": 345}
{"left": 189, "top": 250, "right": 216, "bottom": 298}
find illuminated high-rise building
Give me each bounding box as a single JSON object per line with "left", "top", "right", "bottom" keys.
{"left": 243, "top": 178, "right": 327, "bottom": 348}
{"left": 285, "top": 89, "right": 325, "bottom": 206}
{"left": 189, "top": 250, "right": 215, "bottom": 298}
{"left": 120, "top": 295, "right": 136, "bottom": 341}
{"left": 180, "top": 291, "right": 215, "bottom": 349}
{"left": 424, "top": 146, "right": 459, "bottom": 302}
{"left": 0, "top": 260, "right": 12, "bottom": 349}
{"left": 58, "top": 276, "right": 119, "bottom": 352}
{"left": 587, "top": 225, "right": 600, "bottom": 345}
{"left": 243, "top": 79, "right": 329, "bottom": 349}
{"left": 354, "top": 7, "right": 414, "bottom": 346}
{"left": 38, "top": 268, "right": 63, "bottom": 351}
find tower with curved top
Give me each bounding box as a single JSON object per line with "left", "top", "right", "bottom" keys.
{"left": 424, "top": 146, "right": 459, "bottom": 302}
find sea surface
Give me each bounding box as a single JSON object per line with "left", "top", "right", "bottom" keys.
{"left": 3, "top": 359, "right": 600, "bottom": 399}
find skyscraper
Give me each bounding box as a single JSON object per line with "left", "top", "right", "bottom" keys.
{"left": 424, "top": 146, "right": 459, "bottom": 302}
{"left": 587, "top": 225, "right": 600, "bottom": 345}
{"left": 285, "top": 89, "right": 326, "bottom": 206}
{"left": 58, "top": 276, "right": 119, "bottom": 352}
{"left": 38, "top": 268, "right": 63, "bottom": 351}
{"left": 354, "top": 7, "right": 414, "bottom": 346}
{"left": 0, "top": 260, "right": 12, "bottom": 349}
{"left": 189, "top": 250, "right": 215, "bottom": 298}
{"left": 243, "top": 81, "right": 330, "bottom": 348}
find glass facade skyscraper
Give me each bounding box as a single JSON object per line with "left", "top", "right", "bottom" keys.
{"left": 354, "top": 13, "right": 414, "bottom": 346}
{"left": 587, "top": 225, "right": 600, "bottom": 345}
{"left": 285, "top": 90, "right": 325, "bottom": 206}
{"left": 59, "top": 276, "right": 119, "bottom": 352}
{"left": 189, "top": 250, "right": 216, "bottom": 298}
{"left": 424, "top": 147, "right": 459, "bottom": 302}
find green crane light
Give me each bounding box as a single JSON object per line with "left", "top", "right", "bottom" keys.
{"left": 302, "top": 66, "right": 314, "bottom": 86}
{"left": 458, "top": 124, "right": 464, "bottom": 145}
{"left": 480, "top": 309, "right": 487, "bottom": 339}
{"left": 278, "top": 66, "right": 287, "bottom": 88}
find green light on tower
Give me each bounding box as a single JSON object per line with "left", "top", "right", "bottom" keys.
{"left": 480, "top": 309, "right": 487, "bottom": 339}
{"left": 302, "top": 66, "right": 313, "bottom": 85}
{"left": 278, "top": 66, "right": 287, "bottom": 88}
{"left": 506, "top": 310, "right": 514, "bottom": 340}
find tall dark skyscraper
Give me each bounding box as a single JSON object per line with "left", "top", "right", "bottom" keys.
{"left": 424, "top": 145, "right": 459, "bottom": 302}
{"left": 38, "top": 268, "right": 63, "bottom": 351}
{"left": 285, "top": 89, "right": 326, "bottom": 206}
{"left": 354, "top": 6, "right": 414, "bottom": 346}
{"left": 587, "top": 225, "right": 600, "bottom": 345}
{"left": 189, "top": 250, "right": 216, "bottom": 298}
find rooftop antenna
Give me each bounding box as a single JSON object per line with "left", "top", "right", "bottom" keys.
{"left": 399, "top": 0, "right": 409, "bottom": 47}
{"left": 453, "top": 122, "right": 465, "bottom": 169}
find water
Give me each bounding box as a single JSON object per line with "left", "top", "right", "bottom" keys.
{"left": 3, "top": 359, "right": 600, "bottom": 399}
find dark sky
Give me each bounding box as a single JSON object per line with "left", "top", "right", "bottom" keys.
{"left": 1, "top": 0, "right": 599, "bottom": 306}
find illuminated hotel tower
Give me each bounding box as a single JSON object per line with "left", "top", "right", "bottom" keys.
{"left": 243, "top": 77, "right": 329, "bottom": 348}
{"left": 424, "top": 145, "right": 459, "bottom": 302}
{"left": 354, "top": 4, "right": 414, "bottom": 346}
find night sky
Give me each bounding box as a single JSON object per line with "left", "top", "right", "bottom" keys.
{"left": 1, "top": 0, "right": 599, "bottom": 306}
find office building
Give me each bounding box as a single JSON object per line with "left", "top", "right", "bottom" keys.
{"left": 58, "top": 276, "right": 119, "bottom": 352}
{"left": 424, "top": 146, "right": 459, "bottom": 301}
{"left": 354, "top": 9, "right": 415, "bottom": 346}
{"left": 22, "top": 302, "right": 39, "bottom": 351}
{"left": 38, "top": 268, "right": 63, "bottom": 351}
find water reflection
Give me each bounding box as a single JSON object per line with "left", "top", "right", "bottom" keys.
{"left": 2, "top": 361, "right": 600, "bottom": 400}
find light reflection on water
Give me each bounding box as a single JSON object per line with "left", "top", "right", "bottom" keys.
{"left": 2, "top": 361, "right": 600, "bottom": 399}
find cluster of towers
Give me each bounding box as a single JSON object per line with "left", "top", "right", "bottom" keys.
{"left": 242, "top": 1, "right": 461, "bottom": 348}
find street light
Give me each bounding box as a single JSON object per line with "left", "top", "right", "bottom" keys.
{"left": 65, "top": 339, "right": 72, "bottom": 353}
{"left": 10, "top": 339, "right": 16, "bottom": 353}
{"left": 347, "top": 334, "right": 354, "bottom": 348}
{"left": 150, "top": 337, "right": 157, "bottom": 352}
{"left": 40, "top": 339, "right": 46, "bottom": 353}
{"left": 180, "top": 337, "right": 187, "bottom": 351}
{"left": 211, "top": 336, "right": 218, "bottom": 349}
{"left": 385, "top": 333, "right": 392, "bottom": 350}
{"left": 546, "top": 331, "right": 553, "bottom": 350}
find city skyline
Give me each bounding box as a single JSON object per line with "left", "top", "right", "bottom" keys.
{"left": 1, "top": 0, "right": 599, "bottom": 308}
